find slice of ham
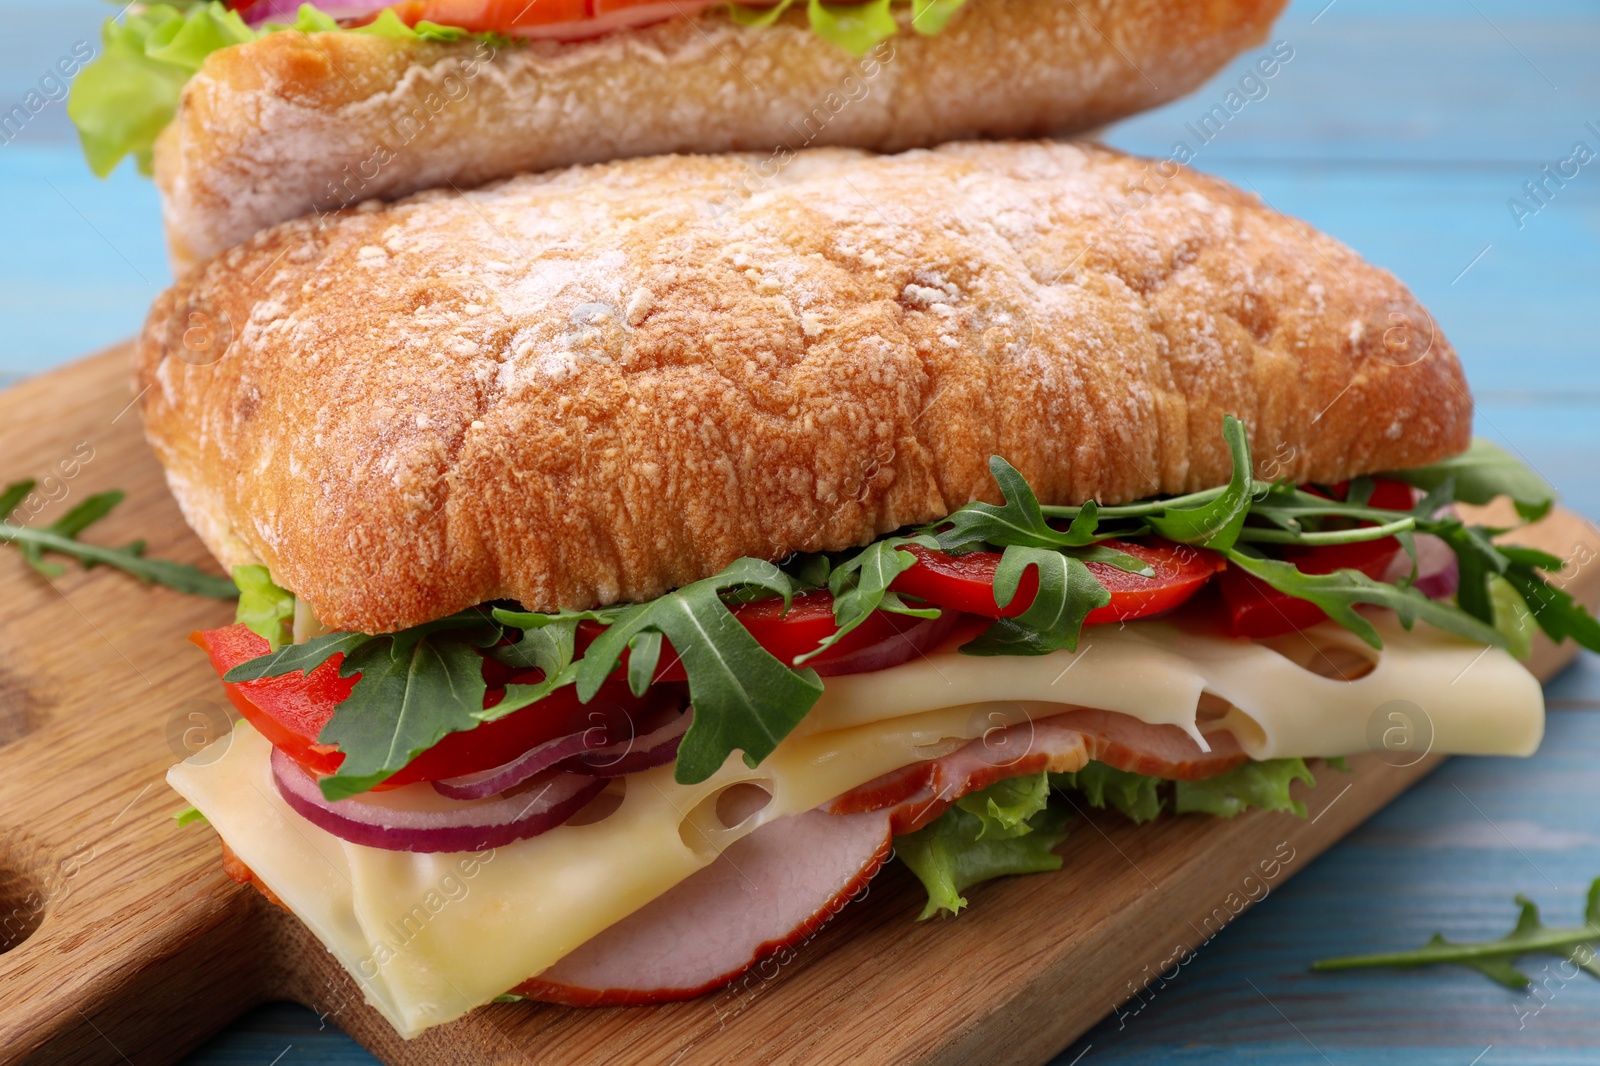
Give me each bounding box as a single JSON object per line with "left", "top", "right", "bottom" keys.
{"left": 516, "top": 805, "right": 893, "bottom": 1006}
{"left": 517, "top": 709, "right": 1244, "bottom": 1006}
{"left": 829, "top": 709, "right": 1246, "bottom": 834}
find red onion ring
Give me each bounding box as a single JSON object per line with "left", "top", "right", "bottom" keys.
{"left": 432, "top": 726, "right": 609, "bottom": 801}
{"left": 572, "top": 712, "right": 691, "bottom": 777}
{"left": 272, "top": 747, "right": 603, "bottom": 852}
{"left": 1384, "top": 532, "right": 1460, "bottom": 601}
{"left": 1414, "top": 554, "right": 1460, "bottom": 600}
{"left": 811, "top": 611, "right": 962, "bottom": 678}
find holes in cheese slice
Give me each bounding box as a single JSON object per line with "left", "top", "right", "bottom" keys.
{"left": 679, "top": 780, "right": 776, "bottom": 858}
{"left": 1257, "top": 628, "right": 1380, "bottom": 681}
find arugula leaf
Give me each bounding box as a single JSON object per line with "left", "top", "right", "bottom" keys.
{"left": 387, "top": 608, "right": 501, "bottom": 658}
{"left": 896, "top": 784, "right": 1069, "bottom": 919}
{"left": 225, "top": 609, "right": 500, "bottom": 683}
{"left": 954, "top": 771, "right": 1052, "bottom": 839}
{"left": 960, "top": 547, "right": 1109, "bottom": 656}
{"left": 1313, "top": 878, "right": 1600, "bottom": 989}
{"left": 482, "top": 610, "right": 593, "bottom": 714}
{"left": 20, "top": 490, "right": 125, "bottom": 575}
{"left": 0, "top": 480, "right": 237, "bottom": 598}
{"left": 1147, "top": 414, "right": 1254, "bottom": 550}
{"left": 797, "top": 535, "right": 941, "bottom": 665}
{"left": 1388, "top": 438, "right": 1558, "bottom": 522}
{"left": 573, "top": 558, "right": 824, "bottom": 784}
{"left": 1173, "top": 758, "right": 1315, "bottom": 818}
{"left": 318, "top": 637, "right": 489, "bottom": 800}
{"left": 0, "top": 480, "right": 32, "bottom": 522}
{"left": 933, "top": 456, "right": 1087, "bottom": 553}
{"left": 1052, "top": 763, "right": 1166, "bottom": 824}
{"left": 233, "top": 564, "right": 295, "bottom": 650}
{"left": 1424, "top": 517, "right": 1507, "bottom": 624}
{"left": 222, "top": 629, "right": 374, "bottom": 682}
{"left": 1223, "top": 547, "right": 1507, "bottom": 650}
{"left": 1501, "top": 556, "right": 1600, "bottom": 651}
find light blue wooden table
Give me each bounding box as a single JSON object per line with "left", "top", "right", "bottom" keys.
{"left": 2, "top": 0, "right": 1597, "bottom": 1062}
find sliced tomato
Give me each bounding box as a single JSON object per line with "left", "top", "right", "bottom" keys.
{"left": 191, "top": 624, "right": 662, "bottom": 787}
{"left": 891, "top": 540, "right": 1225, "bottom": 624}
{"left": 413, "top": 0, "right": 588, "bottom": 30}
{"left": 191, "top": 625, "right": 352, "bottom": 776}
{"left": 1217, "top": 478, "right": 1413, "bottom": 640}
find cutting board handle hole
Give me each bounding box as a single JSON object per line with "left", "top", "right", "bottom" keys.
{"left": 0, "top": 859, "right": 47, "bottom": 956}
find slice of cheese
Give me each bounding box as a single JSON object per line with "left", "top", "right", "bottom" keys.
{"left": 167, "top": 617, "right": 1542, "bottom": 1037}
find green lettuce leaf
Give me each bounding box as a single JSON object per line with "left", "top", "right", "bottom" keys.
{"left": 728, "top": 0, "right": 801, "bottom": 26}
{"left": 1173, "top": 758, "right": 1315, "bottom": 819}
{"left": 1489, "top": 574, "right": 1536, "bottom": 660}
{"left": 69, "top": 5, "right": 206, "bottom": 176}
{"left": 954, "top": 771, "right": 1051, "bottom": 839}
{"left": 897, "top": 778, "right": 1069, "bottom": 919}
{"left": 908, "top": 0, "right": 966, "bottom": 34}
{"left": 233, "top": 564, "right": 295, "bottom": 650}
{"left": 727, "top": 0, "right": 970, "bottom": 49}
{"left": 173, "top": 805, "right": 208, "bottom": 827}
{"left": 805, "top": 0, "right": 898, "bottom": 53}
{"left": 1052, "top": 763, "right": 1166, "bottom": 824}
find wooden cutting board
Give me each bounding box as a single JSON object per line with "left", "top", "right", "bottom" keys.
{"left": 1, "top": 346, "right": 1594, "bottom": 1066}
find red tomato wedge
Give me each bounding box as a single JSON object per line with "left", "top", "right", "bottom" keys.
{"left": 1217, "top": 478, "right": 1413, "bottom": 640}
{"left": 891, "top": 540, "right": 1225, "bottom": 624}
{"left": 191, "top": 624, "right": 658, "bottom": 787}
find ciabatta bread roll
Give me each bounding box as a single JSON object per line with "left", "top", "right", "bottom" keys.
{"left": 134, "top": 141, "right": 1469, "bottom": 634}
{"left": 154, "top": 0, "right": 1287, "bottom": 271}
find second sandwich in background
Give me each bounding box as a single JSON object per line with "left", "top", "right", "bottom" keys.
{"left": 71, "top": 0, "right": 1287, "bottom": 271}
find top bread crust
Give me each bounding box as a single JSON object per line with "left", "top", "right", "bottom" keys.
{"left": 134, "top": 141, "right": 1471, "bottom": 633}
{"left": 153, "top": 0, "right": 1286, "bottom": 271}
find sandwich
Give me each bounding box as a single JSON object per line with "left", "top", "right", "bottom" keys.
{"left": 69, "top": 0, "right": 1287, "bottom": 273}
{"left": 141, "top": 140, "right": 1598, "bottom": 1038}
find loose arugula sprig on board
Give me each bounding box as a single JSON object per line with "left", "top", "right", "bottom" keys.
{"left": 0, "top": 479, "right": 237, "bottom": 598}
{"left": 220, "top": 416, "right": 1600, "bottom": 800}
{"left": 1313, "top": 879, "right": 1600, "bottom": 989}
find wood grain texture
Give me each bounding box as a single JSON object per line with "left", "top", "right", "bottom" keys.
{"left": 0, "top": 346, "right": 1594, "bottom": 1065}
